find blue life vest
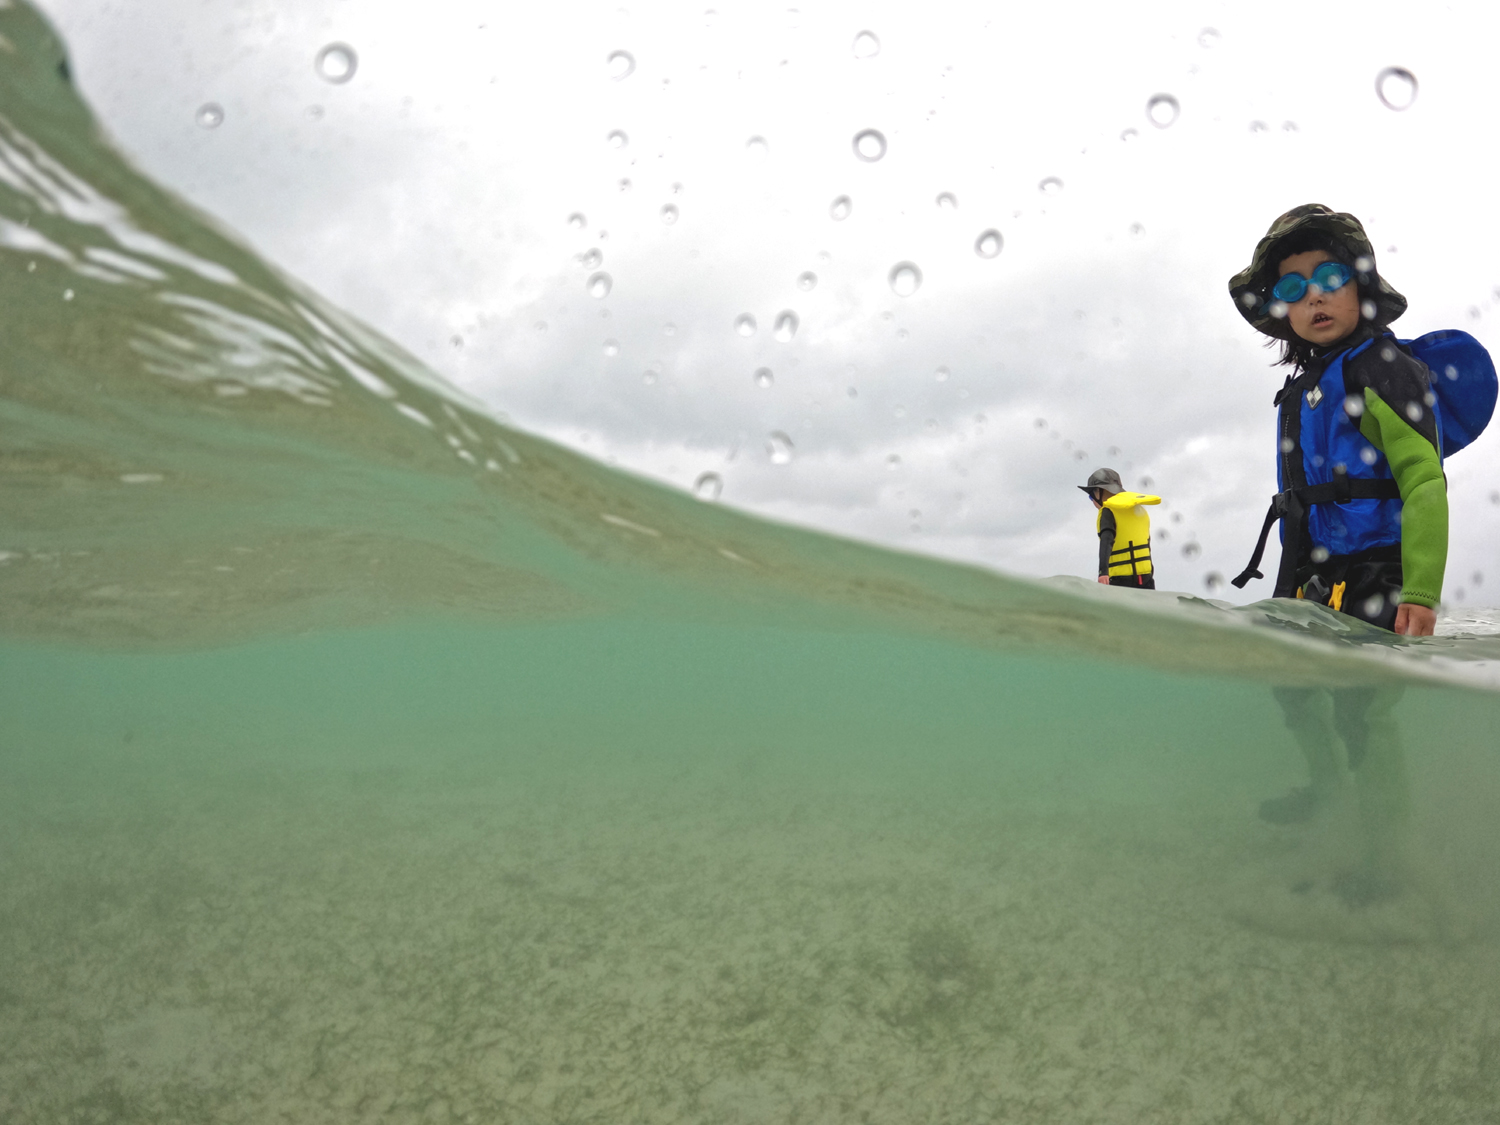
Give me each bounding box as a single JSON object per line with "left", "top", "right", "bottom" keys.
{"left": 1406, "top": 329, "right": 1498, "bottom": 455}
{"left": 1281, "top": 330, "right": 1496, "bottom": 557}
{"left": 1280, "top": 336, "right": 1397, "bottom": 556}
{"left": 1233, "top": 328, "right": 1495, "bottom": 591}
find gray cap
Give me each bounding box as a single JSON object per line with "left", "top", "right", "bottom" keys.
{"left": 1077, "top": 467, "right": 1124, "bottom": 496}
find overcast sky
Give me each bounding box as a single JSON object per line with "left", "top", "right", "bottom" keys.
{"left": 33, "top": 0, "right": 1500, "bottom": 603}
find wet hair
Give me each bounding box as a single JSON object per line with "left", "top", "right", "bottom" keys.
{"left": 1262, "top": 230, "right": 1373, "bottom": 373}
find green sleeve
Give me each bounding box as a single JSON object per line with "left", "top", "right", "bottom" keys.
{"left": 1359, "top": 389, "right": 1447, "bottom": 607}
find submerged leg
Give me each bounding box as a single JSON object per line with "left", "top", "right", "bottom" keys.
{"left": 1262, "top": 686, "right": 1343, "bottom": 823}
{"left": 1331, "top": 686, "right": 1410, "bottom": 902}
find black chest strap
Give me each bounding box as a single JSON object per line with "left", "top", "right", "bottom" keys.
{"left": 1231, "top": 476, "right": 1402, "bottom": 590}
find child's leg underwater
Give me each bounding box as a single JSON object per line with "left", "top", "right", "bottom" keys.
{"left": 1332, "top": 685, "right": 1411, "bottom": 895}
{"left": 1262, "top": 685, "right": 1343, "bottom": 824}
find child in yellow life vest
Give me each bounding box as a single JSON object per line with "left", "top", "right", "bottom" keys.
{"left": 1078, "top": 467, "right": 1161, "bottom": 589}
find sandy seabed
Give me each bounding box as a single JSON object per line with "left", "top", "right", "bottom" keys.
{"left": 3, "top": 758, "right": 1499, "bottom": 1125}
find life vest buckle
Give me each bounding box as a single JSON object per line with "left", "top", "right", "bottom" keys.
{"left": 1302, "top": 573, "right": 1332, "bottom": 605}
{"left": 1331, "top": 464, "right": 1352, "bottom": 504}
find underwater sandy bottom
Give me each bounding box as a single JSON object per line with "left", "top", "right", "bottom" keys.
{"left": 3, "top": 759, "right": 1499, "bottom": 1125}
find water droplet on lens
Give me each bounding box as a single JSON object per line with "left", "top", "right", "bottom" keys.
{"left": 603, "top": 339, "right": 620, "bottom": 356}
{"left": 1182, "top": 541, "right": 1201, "bottom": 559}
{"left": 886, "top": 454, "right": 901, "bottom": 470}
{"left": 1204, "top": 571, "right": 1224, "bottom": 593}
{"left": 1311, "top": 546, "right": 1330, "bottom": 564}
{"left": 1198, "top": 27, "right": 1221, "bottom": 48}
{"left": 1375, "top": 67, "right": 1417, "bottom": 111}
{"left": 767, "top": 431, "right": 794, "bottom": 464}
{"left": 1280, "top": 437, "right": 1295, "bottom": 453}
{"left": 974, "top": 229, "right": 1003, "bottom": 258}
{"left": 1146, "top": 93, "right": 1180, "bottom": 128}
{"left": 829, "top": 195, "right": 852, "bottom": 220}
{"left": 1249, "top": 120, "right": 1268, "bottom": 133}
{"left": 746, "top": 135, "right": 769, "bottom": 158}
{"left": 1129, "top": 222, "right": 1145, "bottom": 236}
{"left": 1120, "top": 128, "right": 1138, "bottom": 142}
{"left": 754, "top": 367, "right": 774, "bottom": 388}
{"left": 1360, "top": 445, "right": 1379, "bottom": 465}
{"left": 618, "top": 178, "right": 632, "bottom": 192}
{"left": 1038, "top": 176, "right": 1063, "bottom": 195}
{"left": 1034, "top": 418, "right": 1046, "bottom": 429}
{"left": 773, "top": 310, "right": 799, "bottom": 342}
{"left": 1363, "top": 593, "right": 1386, "bottom": 617}
{"left": 693, "top": 472, "right": 723, "bottom": 501}
{"left": 852, "top": 30, "right": 880, "bottom": 58}
{"left": 1361, "top": 299, "right": 1377, "bottom": 320}
{"left": 578, "top": 248, "right": 603, "bottom": 269}
{"left": 1140, "top": 476, "right": 1154, "bottom": 489}
{"left": 660, "top": 203, "right": 679, "bottom": 224}
{"left": 588, "top": 272, "right": 613, "bottom": 298}
{"left": 607, "top": 50, "right": 636, "bottom": 80}
{"left": 196, "top": 103, "right": 224, "bottom": 129}
{"left": 888, "top": 262, "right": 922, "bottom": 297}
{"left": 852, "top": 129, "right": 887, "bottom": 162}
{"left": 936, "top": 192, "right": 957, "bottom": 211}
{"left": 1269, "top": 300, "right": 1289, "bottom": 319}
{"left": 734, "top": 313, "right": 757, "bottom": 337}
{"left": 1445, "top": 364, "right": 1460, "bottom": 381}
{"left": 1491, "top": 490, "right": 1500, "bottom": 505}
{"left": 934, "top": 366, "right": 949, "bottom": 382}
{"left": 1344, "top": 394, "right": 1365, "bottom": 417}
{"left": 315, "top": 43, "right": 358, "bottom": 84}
{"left": 797, "top": 271, "right": 818, "bottom": 291}
{"left": 642, "top": 370, "right": 658, "bottom": 385}
{"left": 607, "top": 129, "right": 629, "bottom": 149}
{"left": 568, "top": 212, "right": 587, "bottom": 229}
{"left": 1282, "top": 121, "right": 1298, "bottom": 132}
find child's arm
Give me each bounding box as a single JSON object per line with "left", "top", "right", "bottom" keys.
{"left": 1346, "top": 347, "right": 1447, "bottom": 625}
{"left": 1097, "top": 509, "right": 1116, "bottom": 582}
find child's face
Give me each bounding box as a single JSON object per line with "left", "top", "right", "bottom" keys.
{"left": 1276, "top": 249, "right": 1361, "bottom": 346}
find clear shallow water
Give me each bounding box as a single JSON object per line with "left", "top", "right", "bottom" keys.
{"left": 4, "top": 4, "right": 1500, "bottom": 1121}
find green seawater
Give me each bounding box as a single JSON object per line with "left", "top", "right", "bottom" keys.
{"left": 5, "top": 5, "right": 1500, "bottom": 1121}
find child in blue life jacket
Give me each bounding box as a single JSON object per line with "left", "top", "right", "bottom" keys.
{"left": 1078, "top": 467, "right": 1160, "bottom": 589}
{"left": 1227, "top": 204, "right": 1497, "bottom": 904}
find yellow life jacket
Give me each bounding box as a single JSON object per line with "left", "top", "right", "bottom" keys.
{"left": 1097, "top": 491, "right": 1160, "bottom": 577}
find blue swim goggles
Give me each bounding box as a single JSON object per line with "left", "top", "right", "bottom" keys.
{"left": 1271, "top": 260, "right": 1352, "bottom": 304}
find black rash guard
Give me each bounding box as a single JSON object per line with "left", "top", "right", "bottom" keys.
{"left": 1097, "top": 508, "right": 1116, "bottom": 577}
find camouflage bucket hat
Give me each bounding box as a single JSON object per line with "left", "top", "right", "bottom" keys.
{"left": 1227, "top": 203, "right": 1407, "bottom": 339}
